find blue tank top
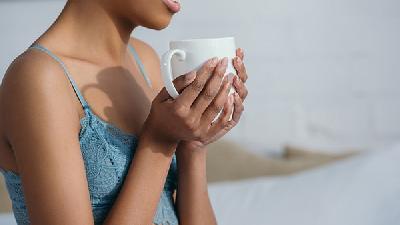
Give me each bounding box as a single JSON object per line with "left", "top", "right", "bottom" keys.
{"left": 0, "top": 43, "right": 178, "bottom": 225}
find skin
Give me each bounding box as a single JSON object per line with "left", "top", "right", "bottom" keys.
{"left": 0, "top": 0, "right": 249, "bottom": 224}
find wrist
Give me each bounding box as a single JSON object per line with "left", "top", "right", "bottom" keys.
{"left": 139, "top": 126, "right": 179, "bottom": 156}
{"left": 178, "top": 140, "right": 207, "bottom": 151}
{"left": 176, "top": 142, "right": 207, "bottom": 169}
{"left": 177, "top": 141, "right": 207, "bottom": 157}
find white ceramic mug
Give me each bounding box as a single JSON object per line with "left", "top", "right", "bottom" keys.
{"left": 161, "top": 37, "right": 237, "bottom": 99}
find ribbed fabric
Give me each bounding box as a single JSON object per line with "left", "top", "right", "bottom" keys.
{"left": 0, "top": 43, "right": 178, "bottom": 225}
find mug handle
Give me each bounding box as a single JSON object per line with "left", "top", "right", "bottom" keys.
{"left": 161, "top": 49, "right": 187, "bottom": 99}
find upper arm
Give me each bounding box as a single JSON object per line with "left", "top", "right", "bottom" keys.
{"left": 129, "top": 38, "right": 164, "bottom": 93}
{"left": 1, "top": 51, "right": 94, "bottom": 225}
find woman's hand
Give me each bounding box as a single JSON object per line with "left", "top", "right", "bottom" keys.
{"left": 106, "top": 57, "right": 233, "bottom": 225}
{"left": 174, "top": 49, "right": 247, "bottom": 225}
{"left": 177, "top": 48, "right": 249, "bottom": 151}
{"left": 141, "top": 57, "right": 233, "bottom": 148}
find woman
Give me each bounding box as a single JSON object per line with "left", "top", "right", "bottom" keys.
{"left": 0, "top": 0, "right": 248, "bottom": 224}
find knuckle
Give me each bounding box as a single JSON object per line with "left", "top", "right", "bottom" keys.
{"left": 244, "top": 74, "right": 248, "bottom": 82}
{"left": 191, "top": 79, "right": 205, "bottom": 92}
{"left": 204, "top": 87, "right": 218, "bottom": 101}
{"left": 206, "top": 63, "right": 214, "bottom": 72}
{"left": 173, "top": 104, "right": 187, "bottom": 117}
{"left": 237, "top": 77, "right": 244, "bottom": 86}
{"left": 201, "top": 62, "right": 214, "bottom": 75}
{"left": 206, "top": 61, "right": 217, "bottom": 72}
{"left": 215, "top": 68, "right": 226, "bottom": 79}
{"left": 185, "top": 121, "right": 196, "bottom": 132}
{"left": 244, "top": 89, "right": 249, "bottom": 98}
{"left": 221, "top": 119, "right": 230, "bottom": 128}
{"left": 210, "top": 103, "right": 223, "bottom": 114}
{"left": 184, "top": 117, "right": 198, "bottom": 131}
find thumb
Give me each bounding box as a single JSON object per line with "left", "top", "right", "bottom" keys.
{"left": 155, "top": 71, "right": 197, "bottom": 102}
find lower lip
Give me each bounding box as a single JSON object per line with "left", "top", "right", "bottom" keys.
{"left": 161, "top": 0, "right": 181, "bottom": 13}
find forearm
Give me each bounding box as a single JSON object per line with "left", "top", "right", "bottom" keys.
{"left": 176, "top": 145, "right": 217, "bottom": 225}
{"left": 103, "top": 129, "right": 178, "bottom": 225}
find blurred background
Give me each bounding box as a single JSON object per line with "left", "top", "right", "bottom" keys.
{"left": 1, "top": 0, "right": 399, "bottom": 225}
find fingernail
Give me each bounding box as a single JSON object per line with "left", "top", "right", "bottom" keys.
{"left": 234, "top": 76, "right": 240, "bottom": 86}
{"left": 185, "top": 72, "right": 196, "bottom": 82}
{"left": 232, "top": 75, "right": 237, "bottom": 85}
{"left": 210, "top": 57, "right": 219, "bottom": 66}
{"left": 225, "top": 75, "right": 232, "bottom": 87}
{"left": 224, "top": 81, "right": 229, "bottom": 88}
{"left": 226, "top": 80, "right": 232, "bottom": 92}
{"left": 228, "top": 74, "right": 234, "bottom": 83}
{"left": 230, "top": 94, "right": 234, "bottom": 104}
{"left": 236, "top": 57, "right": 242, "bottom": 65}
{"left": 222, "top": 57, "right": 228, "bottom": 66}
{"left": 222, "top": 75, "right": 228, "bottom": 84}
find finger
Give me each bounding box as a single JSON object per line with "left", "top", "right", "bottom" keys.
{"left": 205, "top": 94, "right": 235, "bottom": 143}
{"left": 232, "top": 92, "right": 244, "bottom": 122}
{"left": 191, "top": 57, "right": 229, "bottom": 115}
{"left": 233, "top": 56, "right": 248, "bottom": 83}
{"left": 174, "top": 71, "right": 197, "bottom": 93}
{"left": 213, "top": 93, "right": 235, "bottom": 128}
{"left": 201, "top": 75, "right": 231, "bottom": 127}
{"left": 236, "top": 48, "right": 244, "bottom": 61}
{"left": 176, "top": 57, "right": 219, "bottom": 106}
{"left": 233, "top": 75, "right": 248, "bottom": 100}
{"left": 155, "top": 71, "right": 197, "bottom": 102}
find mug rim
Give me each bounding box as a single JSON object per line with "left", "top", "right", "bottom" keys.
{"left": 170, "top": 36, "right": 235, "bottom": 44}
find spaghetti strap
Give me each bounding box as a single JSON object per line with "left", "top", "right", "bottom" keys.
{"left": 28, "top": 43, "right": 150, "bottom": 109}
{"left": 29, "top": 43, "right": 89, "bottom": 110}
{"left": 128, "top": 44, "right": 153, "bottom": 88}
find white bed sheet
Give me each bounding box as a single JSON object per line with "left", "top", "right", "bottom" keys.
{"left": 209, "top": 144, "right": 400, "bottom": 225}
{"left": 2, "top": 145, "right": 399, "bottom": 225}
{"left": 0, "top": 213, "right": 16, "bottom": 225}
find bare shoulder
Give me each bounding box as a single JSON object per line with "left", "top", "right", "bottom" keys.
{"left": 1, "top": 48, "right": 81, "bottom": 145}
{"left": 0, "top": 47, "right": 95, "bottom": 224}
{"left": 129, "top": 37, "right": 164, "bottom": 91}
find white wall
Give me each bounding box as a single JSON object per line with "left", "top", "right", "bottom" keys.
{"left": 1, "top": 0, "right": 399, "bottom": 154}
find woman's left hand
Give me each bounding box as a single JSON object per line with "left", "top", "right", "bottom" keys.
{"left": 178, "top": 48, "right": 248, "bottom": 151}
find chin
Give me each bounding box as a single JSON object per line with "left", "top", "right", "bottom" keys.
{"left": 142, "top": 14, "right": 173, "bottom": 30}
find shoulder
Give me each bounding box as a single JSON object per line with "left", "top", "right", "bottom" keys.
{"left": 2, "top": 47, "right": 77, "bottom": 94}
{"left": 1, "top": 47, "right": 81, "bottom": 144}
{"left": 128, "top": 37, "right": 164, "bottom": 91}
{"left": 0, "top": 48, "right": 94, "bottom": 224}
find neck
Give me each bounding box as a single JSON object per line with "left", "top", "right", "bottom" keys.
{"left": 43, "top": 0, "right": 136, "bottom": 64}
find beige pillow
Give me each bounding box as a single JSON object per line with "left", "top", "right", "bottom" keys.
{"left": 206, "top": 140, "right": 358, "bottom": 183}
{"left": 283, "top": 145, "right": 359, "bottom": 161}
{"left": 0, "top": 174, "right": 12, "bottom": 213}
{"left": 0, "top": 142, "right": 358, "bottom": 212}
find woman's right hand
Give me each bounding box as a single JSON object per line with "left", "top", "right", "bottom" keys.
{"left": 142, "top": 57, "right": 233, "bottom": 146}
